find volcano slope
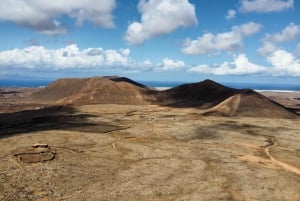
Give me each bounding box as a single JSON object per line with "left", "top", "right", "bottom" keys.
{"left": 28, "top": 76, "right": 155, "bottom": 105}
{"left": 1, "top": 77, "right": 299, "bottom": 200}
{"left": 0, "top": 105, "right": 300, "bottom": 200}
{"left": 154, "top": 79, "right": 239, "bottom": 108}
{"left": 154, "top": 79, "right": 297, "bottom": 118}
{"left": 28, "top": 77, "right": 298, "bottom": 118}
{"left": 202, "top": 89, "right": 298, "bottom": 118}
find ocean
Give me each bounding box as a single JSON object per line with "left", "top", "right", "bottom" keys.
{"left": 1, "top": 79, "right": 300, "bottom": 92}
{"left": 0, "top": 80, "right": 51, "bottom": 88}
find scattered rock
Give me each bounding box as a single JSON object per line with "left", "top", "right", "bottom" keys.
{"left": 13, "top": 144, "right": 56, "bottom": 163}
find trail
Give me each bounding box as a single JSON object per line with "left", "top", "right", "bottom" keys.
{"left": 230, "top": 94, "right": 241, "bottom": 116}
{"left": 265, "top": 138, "right": 300, "bottom": 176}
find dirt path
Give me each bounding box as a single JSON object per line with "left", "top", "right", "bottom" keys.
{"left": 265, "top": 138, "right": 300, "bottom": 176}
{"left": 231, "top": 94, "right": 241, "bottom": 116}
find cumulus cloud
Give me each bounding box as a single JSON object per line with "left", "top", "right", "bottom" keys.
{"left": 188, "top": 54, "right": 266, "bottom": 75}
{"left": 237, "top": 22, "right": 262, "bottom": 36}
{"left": 125, "top": 0, "right": 197, "bottom": 45}
{"left": 0, "top": 0, "right": 116, "bottom": 35}
{"left": 266, "top": 49, "right": 300, "bottom": 75}
{"left": 157, "top": 58, "right": 186, "bottom": 71}
{"left": 0, "top": 45, "right": 187, "bottom": 73}
{"left": 257, "top": 41, "right": 278, "bottom": 56}
{"left": 239, "top": 0, "right": 294, "bottom": 13}
{"left": 0, "top": 45, "right": 132, "bottom": 69}
{"left": 1, "top": 45, "right": 299, "bottom": 77}
{"left": 182, "top": 22, "right": 262, "bottom": 55}
{"left": 187, "top": 50, "right": 300, "bottom": 76}
{"left": 254, "top": 23, "right": 300, "bottom": 76}
{"left": 265, "top": 23, "right": 300, "bottom": 43}
{"left": 257, "top": 23, "right": 300, "bottom": 56}
{"left": 226, "top": 9, "right": 237, "bottom": 20}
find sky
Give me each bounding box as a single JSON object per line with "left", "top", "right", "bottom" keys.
{"left": 0, "top": 0, "right": 300, "bottom": 84}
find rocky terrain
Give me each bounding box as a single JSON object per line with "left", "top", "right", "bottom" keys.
{"left": 0, "top": 77, "right": 299, "bottom": 200}
{"left": 26, "top": 77, "right": 297, "bottom": 118}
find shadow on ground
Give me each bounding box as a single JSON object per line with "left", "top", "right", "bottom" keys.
{"left": 287, "top": 107, "right": 300, "bottom": 114}
{"left": 0, "top": 91, "right": 20, "bottom": 95}
{"left": 193, "top": 122, "right": 286, "bottom": 140}
{"left": 0, "top": 105, "right": 123, "bottom": 138}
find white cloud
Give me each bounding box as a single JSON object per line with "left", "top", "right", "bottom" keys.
{"left": 255, "top": 24, "right": 300, "bottom": 76}
{"left": 0, "top": 45, "right": 186, "bottom": 73}
{"left": 237, "top": 22, "right": 262, "bottom": 36}
{"left": 257, "top": 41, "right": 278, "bottom": 56}
{"left": 0, "top": 0, "right": 116, "bottom": 35}
{"left": 188, "top": 50, "right": 300, "bottom": 76}
{"left": 182, "top": 22, "right": 262, "bottom": 55}
{"left": 1, "top": 45, "right": 299, "bottom": 77}
{"left": 266, "top": 49, "right": 300, "bottom": 75}
{"left": 140, "top": 59, "right": 153, "bottom": 70}
{"left": 188, "top": 54, "right": 266, "bottom": 75}
{"left": 226, "top": 9, "right": 236, "bottom": 20}
{"left": 265, "top": 23, "right": 300, "bottom": 43}
{"left": 239, "top": 0, "right": 294, "bottom": 13}
{"left": 143, "top": 59, "right": 152, "bottom": 66}
{"left": 157, "top": 58, "right": 186, "bottom": 71}
{"left": 125, "top": 0, "right": 197, "bottom": 45}
{"left": 257, "top": 23, "right": 300, "bottom": 56}
{"left": 0, "top": 45, "right": 132, "bottom": 69}
{"left": 104, "top": 49, "right": 131, "bottom": 66}
{"left": 296, "top": 44, "right": 300, "bottom": 57}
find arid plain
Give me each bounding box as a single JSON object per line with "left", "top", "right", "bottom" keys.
{"left": 0, "top": 77, "right": 300, "bottom": 201}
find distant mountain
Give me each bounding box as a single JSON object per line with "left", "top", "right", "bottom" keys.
{"left": 28, "top": 76, "right": 154, "bottom": 105}
{"left": 28, "top": 77, "right": 298, "bottom": 118}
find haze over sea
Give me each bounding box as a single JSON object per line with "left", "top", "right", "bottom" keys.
{"left": 1, "top": 79, "right": 300, "bottom": 92}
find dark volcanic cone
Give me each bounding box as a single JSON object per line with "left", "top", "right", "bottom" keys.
{"left": 155, "top": 79, "right": 239, "bottom": 108}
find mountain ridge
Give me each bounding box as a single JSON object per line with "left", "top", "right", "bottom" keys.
{"left": 27, "top": 76, "right": 298, "bottom": 118}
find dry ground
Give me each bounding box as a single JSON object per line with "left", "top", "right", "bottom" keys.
{"left": 0, "top": 89, "right": 300, "bottom": 200}
{"left": 261, "top": 91, "right": 300, "bottom": 114}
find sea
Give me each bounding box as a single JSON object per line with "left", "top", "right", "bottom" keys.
{"left": 1, "top": 79, "right": 300, "bottom": 92}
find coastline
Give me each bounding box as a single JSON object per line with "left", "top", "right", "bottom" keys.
{"left": 1, "top": 79, "right": 300, "bottom": 92}
{"left": 154, "top": 87, "right": 300, "bottom": 93}
{"left": 256, "top": 90, "right": 300, "bottom": 93}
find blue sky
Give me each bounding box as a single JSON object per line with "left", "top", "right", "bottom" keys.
{"left": 0, "top": 0, "right": 299, "bottom": 83}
